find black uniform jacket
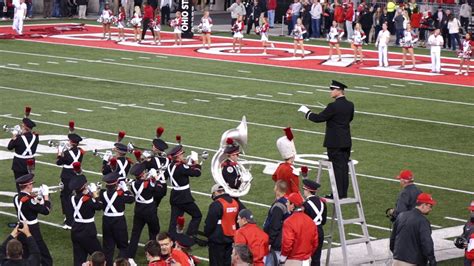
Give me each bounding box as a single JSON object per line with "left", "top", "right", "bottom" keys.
{"left": 390, "top": 208, "right": 436, "bottom": 265}
{"left": 303, "top": 195, "right": 327, "bottom": 227}
{"left": 305, "top": 96, "right": 354, "bottom": 148}
{"left": 166, "top": 162, "right": 201, "bottom": 205}
{"left": 56, "top": 147, "right": 84, "bottom": 179}
{"left": 13, "top": 192, "right": 51, "bottom": 221}
{"left": 99, "top": 188, "right": 134, "bottom": 216}
{"left": 102, "top": 156, "right": 133, "bottom": 180}
{"left": 7, "top": 132, "right": 39, "bottom": 171}
{"left": 393, "top": 184, "right": 422, "bottom": 219}
{"left": 71, "top": 194, "right": 103, "bottom": 231}
{"left": 0, "top": 235, "right": 40, "bottom": 266}
{"left": 130, "top": 179, "right": 160, "bottom": 213}
{"left": 146, "top": 156, "right": 169, "bottom": 199}
{"left": 221, "top": 159, "right": 242, "bottom": 189}
{"left": 204, "top": 194, "right": 238, "bottom": 244}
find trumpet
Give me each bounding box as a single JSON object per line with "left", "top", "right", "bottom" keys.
{"left": 32, "top": 182, "right": 64, "bottom": 200}
{"left": 186, "top": 151, "right": 209, "bottom": 166}
{"left": 48, "top": 140, "right": 70, "bottom": 153}
{"left": 92, "top": 149, "right": 113, "bottom": 161}
{"left": 127, "top": 142, "right": 155, "bottom": 160}
{"left": 3, "top": 124, "right": 22, "bottom": 136}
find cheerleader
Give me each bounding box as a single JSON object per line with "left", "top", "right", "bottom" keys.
{"left": 231, "top": 15, "right": 245, "bottom": 53}
{"left": 351, "top": 23, "right": 365, "bottom": 64}
{"left": 101, "top": 3, "right": 113, "bottom": 40}
{"left": 259, "top": 17, "right": 274, "bottom": 55}
{"left": 200, "top": 11, "right": 213, "bottom": 49}
{"left": 455, "top": 33, "right": 472, "bottom": 76}
{"left": 327, "top": 20, "right": 344, "bottom": 61}
{"left": 154, "top": 10, "right": 162, "bottom": 45}
{"left": 131, "top": 6, "right": 142, "bottom": 42}
{"left": 400, "top": 24, "right": 417, "bottom": 69}
{"left": 171, "top": 11, "right": 183, "bottom": 46}
{"left": 292, "top": 18, "right": 306, "bottom": 58}
{"left": 116, "top": 6, "right": 126, "bottom": 41}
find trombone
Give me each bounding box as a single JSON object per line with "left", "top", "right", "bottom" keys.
{"left": 2, "top": 125, "right": 22, "bottom": 136}
{"left": 48, "top": 140, "right": 70, "bottom": 153}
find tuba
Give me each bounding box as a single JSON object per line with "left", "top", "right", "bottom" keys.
{"left": 211, "top": 116, "right": 252, "bottom": 198}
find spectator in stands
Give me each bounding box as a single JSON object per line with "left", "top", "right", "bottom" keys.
{"left": 266, "top": 0, "right": 276, "bottom": 28}
{"left": 359, "top": 7, "right": 373, "bottom": 44}
{"left": 344, "top": 2, "right": 354, "bottom": 40}
{"left": 419, "top": 11, "right": 434, "bottom": 48}
{"left": 410, "top": 8, "right": 421, "bottom": 35}
{"left": 447, "top": 13, "right": 461, "bottom": 51}
{"left": 333, "top": 1, "right": 344, "bottom": 29}
{"left": 245, "top": 0, "right": 261, "bottom": 35}
{"left": 460, "top": 1, "right": 472, "bottom": 33}
{"left": 310, "top": 0, "right": 322, "bottom": 38}
{"left": 322, "top": 2, "right": 332, "bottom": 36}
{"left": 161, "top": 0, "right": 172, "bottom": 25}
{"left": 43, "top": 0, "right": 52, "bottom": 18}
{"left": 232, "top": 244, "right": 254, "bottom": 266}
{"left": 390, "top": 193, "right": 437, "bottom": 265}
{"left": 301, "top": 0, "right": 311, "bottom": 40}
{"left": 25, "top": 0, "right": 32, "bottom": 18}
{"left": 0, "top": 223, "right": 40, "bottom": 265}
{"left": 393, "top": 8, "right": 405, "bottom": 45}
{"left": 77, "top": 0, "right": 87, "bottom": 19}
{"left": 434, "top": 7, "right": 450, "bottom": 49}
{"left": 235, "top": 209, "right": 269, "bottom": 266}
{"left": 288, "top": 0, "right": 302, "bottom": 36}
{"left": 227, "top": 0, "right": 246, "bottom": 27}
{"left": 386, "top": 0, "right": 396, "bottom": 34}
{"left": 372, "top": 7, "right": 383, "bottom": 43}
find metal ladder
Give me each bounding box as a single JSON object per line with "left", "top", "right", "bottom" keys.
{"left": 316, "top": 160, "right": 374, "bottom": 266}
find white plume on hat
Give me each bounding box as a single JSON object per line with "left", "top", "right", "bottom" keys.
{"left": 276, "top": 127, "right": 296, "bottom": 160}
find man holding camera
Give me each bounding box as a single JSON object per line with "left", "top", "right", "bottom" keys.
{"left": 386, "top": 170, "right": 422, "bottom": 222}
{"left": 13, "top": 173, "right": 52, "bottom": 266}
{"left": 0, "top": 222, "right": 41, "bottom": 265}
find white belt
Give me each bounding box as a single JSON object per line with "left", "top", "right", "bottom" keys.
{"left": 63, "top": 165, "right": 73, "bottom": 169}
{"left": 172, "top": 184, "right": 190, "bottom": 191}
{"left": 217, "top": 220, "right": 222, "bottom": 224}
{"left": 14, "top": 153, "right": 34, "bottom": 159}
{"left": 23, "top": 219, "right": 38, "bottom": 225}
{"left": 136, "top": 198, "right": 154, "bottom": 204}
{"left": 104, "top": 212, "right": 124, "bottom": 217}
{"left": 74, "top": 217, "right": 94, "bottom": 223}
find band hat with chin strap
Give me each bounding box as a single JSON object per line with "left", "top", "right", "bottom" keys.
{"left": 276, "top": 127, "right": 296, "bottom": 160}
{"left": 114, "top": 142, "right": 128, "bottom": 153}
{"left": 22, "top": 118, "right": 36, "bottom": 129}
{"left": 69, "top": 174, "right": 87, "bottom": 191}
{"left": 103, "top": 172, "right": 120, "bottom": 184}
{"left": 68, "top": 133, "right": 83, "bottom": 144}
{"left": 16, "top": 173, "right": 35, "bottom": 185}
{"left": 330, "top": 80, "right": 348, "bottom": 90}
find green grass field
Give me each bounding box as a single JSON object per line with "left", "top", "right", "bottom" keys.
{"left": 0, "top": 20, "right": 472, "bottom": 265}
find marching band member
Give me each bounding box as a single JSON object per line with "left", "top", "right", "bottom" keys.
{"left": 102, "top": 141, "right": 133, "bottom": 184}
{"left": 302, "top": 179, "right": 327, "bottom": 266}
{"left": 13, "top": 174, "right": 53, "bottom": 266}
{"left": 375, "top": 22, "right": 390, "bottom": 67}
{"left": 56, "top": 126, "right": 84, "bottom": 230}
{"left": 351, "top": 23, "right": 365, "bottom": 64}
{"left": 327, "top": 20, "right": 344, "bottom": 62}
{"left": 128, "top": 162, "right": 162, "bottom": 262}
{"left": 145, "top": 127, "right": 169, "bottom": 208}
{"left": 140, "top": 1, "right": 157, "bottom": 45}
{"left": 427, "top": 28, "right": 444, "bottom": 73}
{"left": 166, "top": 144, "right": 203, "bottom": 237}
{"left": 99, "top": 172, "right": 134, "bottom": 266}
{"left": 12, "top": 0, "right": 26, "bottom": 35}
{"left": 200, "top": 10, "right": 213, "bottom": 49}
{"left": 221, "top": 138, "right": 246, "bottom": 209}
{"left": 272, "top": 128, "right": 301, "bottom": 197}
{"left": 204, "top": 184, "right": 240, "bottom": 266}
{"left": 100, "top": 3, "right": 113, "bottom": 40}
{"left": 69, "top": 174, "right": 103, "bottom": 266}
{"left": 400, "top": 24, "right": 417, "bottom": 70}
{"left": 259, "top": 17, "right": 274, "bottom": 55}
{"left": 7, "top": 107, "right": 39, "bottom": 191}
{"left": 116, "top": 6, "right": 126, "bottom": 42}
{"left": 171, "top": 11, "right": 183, "bottom": 46}
{"left": 131, "top": 6, "right": 142, "bottom": 42}
{"left": 154, "top": 10, "right": 162, "bottom": 45}
{"left": 292, "top": 18, "right": 306, "bottom": 58}
{"left": 455, "top": 32, "right": 472, "bottom": 76}
{"left": 231, "top": 15, "right": 245, "bottom": 53}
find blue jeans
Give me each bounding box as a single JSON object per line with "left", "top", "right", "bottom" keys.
{"left": 288, "top": 14, "right": 298, "bottom": 35}
{"left": 26, "top": 2, "right": 33, "bottom": 17}
{"left": 395, "top": 28, "right": 404, "bottom": 45}
{"left": 267, "top": 9, "right": 275, "bottom": 27}
{"left": 98, "top": 0, "right": 105, "bottom": 16}
{"left": 311, "top": 18, "right": 321, "bottom": 38}
{"left": 450, "top": 33, "right": 461, "bottom": 51}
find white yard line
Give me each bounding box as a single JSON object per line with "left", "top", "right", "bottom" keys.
{"left": 0, "top": 50, "right": 472, "bottom": 106}
{"left": 408, "top": 82, "right": 423, "bottom": 86}
{"left": 278, "top": 92, "right": 293, "bottom": 96}
{"left": 431, "top": 224, "right": 443, "bottom": 229}
{"left": 297, "top": 90, "right": 314, "bottom": 94}
{"left": 7, "top": 63, "right": 19, "bottom": 67}
{"left": 172, "top": 100, "right": 188, "bottom": 105}
{"left": 194, "top": 99, "right": 210, "bottom": 103}
{"left": 50, "top": 110, "right": 67, "bottom": 114}
{"left": 237, "top": 70, "right": 251, "bottom": 73}
{"left": 46, "top": 61, "right": 59, "bottom": 64}
{"left": 102, "top": 58, "right": 115, "bottom": 61}
{"left": 27, "top": 62, "right": 39, "bottom": 66}
{"left": 256, "top": 93, "right": 273, "bottom": 98}
{"left": 101, "top": 106, "right": 117, "bottom": 110}
{"left": 65, "top": 60, "right": 78, "bottom": 63}
{"left": 29, "top": 113, "right": 42, "bottom": 116}
{"left": 77, "top": 108, "right": 93, "bottom": 112}
{"left": 216, "top": 97, "right": 232, "bottom": 101}
{"left": 354, "top": 86, "right": 370, "bottom": 90}
{"left": 391, "top": 84, "right": 406, "bottom": 87}
{"left": 444, "top": 217, "right": 466, "bottom": 223}
{"left": 0, "top": 85, "right": 473, "bottom": 158}
{"left": 148, "top": 102, "right": 164, "bottom": 106}
{"left": 373, "top": 85, "right": 388, "bottom": 88}
{"left": 1, "top": 66, "right": 472, "bottom": 129}
{"left": 138, "top": 56, "right": 151, "bottom": 60}
{"left": 120, "top": 57, "right": 133, "bottom": 60}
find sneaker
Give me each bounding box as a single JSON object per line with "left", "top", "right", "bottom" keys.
{"left": 229, "top": 50, "right": 235, "bottom": 53}
{"left": 324, "top": 194, "right": 333, "bottom": 199}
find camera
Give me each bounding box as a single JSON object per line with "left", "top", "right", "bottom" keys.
{"left": 7, "top": 221, "right": 24, "bottom": 229}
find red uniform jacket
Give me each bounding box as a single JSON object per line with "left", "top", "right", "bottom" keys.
{"left": 171, "top": 249, "right": 191, "bottom": 266}
{"left": 467, "top": 232, "right": 474, "bottom": 265}
{"left": 281, "top": 211, "right": 318, "bottom": 260}
{"left": 410, "top": 13, "right": 422, "bottom": 28}
{"left": 334, "top": 6, "right": 344, "bottom": 23}
{"left": 344, "top": 6, "right": 354, "bottom": 22}
{"left": 272, "top": 162, "right": 299, "bottom": 196}
{"left": 234, "top": 223, "right": 269, "bottom": 266}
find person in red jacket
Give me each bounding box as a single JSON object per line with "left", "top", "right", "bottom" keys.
{"left": 234, "top": 209, "right": 269, "bottom": 266}
{"left": 466, "top": 232, "right": 474, "bottom": 266}
{"left": 280, "top": 193, "right": 318, "bottom": 265}
{"left": 140, "top": 1, "right": 157, "bottom": 44}
{"left": 157, "top": 232, "right": 191, "bottom": 266}
{"left": 344, "top": 2, "right": 354, "bottom": 40}
{"left": 267, "top": 0, "right": 277, "bottom": 28}
{"left": 333, "top": 1, "right": 344, "bottom": 28}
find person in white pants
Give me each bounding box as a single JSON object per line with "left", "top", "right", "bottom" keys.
{"left": 12, "top": 0, "right": 26, "bottom": 35}
{"left": 427, "top": 29, "right": 444, "bottom": 73}
{"left": 375, "top": 23, "right": 390, "bottom": 67}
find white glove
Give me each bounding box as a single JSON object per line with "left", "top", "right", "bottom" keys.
{"left": 103, "top": 151, "right": 112, "bottom": 162}
{"left": 190, "top": 151, "right": 199, "bottom": 163}
{"left": 147, "top": 168, "right": 158, "bottom": 179}
{"left": 40, "top": 184, "right": 49, "bottom": 196}
{"left": 119, "top": 181, "right": 128, "bottom": 192}
{"left": 88, "top": 183, "right": 98, "bottom": 193}
{"left": 298, "top": 105, "right": 310, "bottom": 114}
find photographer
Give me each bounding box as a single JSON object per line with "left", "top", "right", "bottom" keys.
{"left": 386, "top": 170, "right": 421, "bottom": 222}
{"left": 0, "top": 222, "right": 40, "bottom": 265}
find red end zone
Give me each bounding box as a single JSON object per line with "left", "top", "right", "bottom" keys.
{"left": 1, "top": 23, "right": 473, "bottom": 87}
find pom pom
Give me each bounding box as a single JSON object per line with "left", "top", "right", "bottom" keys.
{"left": 26, "top": 159, "right": 35, "bottom": 174}
{"left": 284, "top": 127, "right": 294, "bottom": 141}
{"left": 69, "top": 120, "right": 75, "bottom": 133}
{"left": 72, "top": 162, "right": 82, "bottom": 173}
{"left": 156, "top": 127, "right": 164, "bottom": 138}
{"left": 133, "top": 150, "right": 142, "bottom": 161}
{"left": 24, "top": 106, "right": 31, "bottom": 117}
{"left": 109, "top": 157, "right": 117, "bottom": 168}
{"left": 177, "top": 215, "right": 185, "bottom": 227}
{"left": 117, "top": 131, "right": 126, "bottom": 142}
{"left": 301, "top": 166, "right": 308, "bottom": 177}
{"left": 226, "top": 138, "right": 234, "bottom": 145}
{"left": 176, "top": 135, "right": 181, "bottom": 144}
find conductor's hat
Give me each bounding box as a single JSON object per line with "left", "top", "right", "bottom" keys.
{"left": 330, "top": 80, "right": 347, "bottom": 90}
{"left": 22, "top": 118, "right": 36, "bottom": 129}
{"left": 224, "top": 138, "right": 240, "bottom": 155}
{"left": 173, "top": 233, "right": 195, "bottom": 248}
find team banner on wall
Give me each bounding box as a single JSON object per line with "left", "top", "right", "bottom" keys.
{"left": 180, "top": 0, "right": 194, "bottom": 38}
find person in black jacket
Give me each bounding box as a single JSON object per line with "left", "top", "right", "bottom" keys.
{"left": 204, "top": 184, "right": 240, "bottom": 266}
{"left": 263, "top": 180, "right": 288, "bottom": 265}
{"left": 390, "top": 193, "right": 437, "bottom": 266}
{"left": 298, "top": 80, "right": 354, "bottom": 199}
{"left": 386, "top": 170, "right": 422, "bottom": 222}
{"left": 102, "top": 143, "right": 133, "bottom": 183}
{"left": 0, "top": 223, "right": 40, "bottom": 266}
{"left": 246, "top": 0, "right": 261, "bottom": 34}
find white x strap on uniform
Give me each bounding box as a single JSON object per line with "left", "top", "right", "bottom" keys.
{"left": 14, "top": 134, "right": 36, "bottom": 159}
{"left": 117, "top": 160, "right": 128, "bottom": 179}
{"left": 71, "top": 196, "right": 94, "bottom": 223}
{"left": 168, "top": 164, "right": 190, "bottom": 191}
{"left": 307, "top": 198, "right": 324, "bottom": 225}
{"left": 131, "top": 181, "right": 153, "bottom": 204}
{"left": 154, "top": 157, "right": 168, "bottom": 184}
{"left": 14, "top": 196, "right": 38, "bottom": 225}
{"left": 104, "top": 191, "right": 123, "bottom": 217}
{"left": 63, "top": 150, "right": 81, "bottom": 169}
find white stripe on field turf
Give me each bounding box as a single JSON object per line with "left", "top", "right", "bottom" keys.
{"left": 148, "top": 102, "right": 164, "bottom": 106}
{"left": 7, "top": 63, "right": 19, "bottom": 67}
{"left": 278, "top": 92, "right": 293, "bottom": 96}
{"left": 0, "top": 50, "right": 471, "bottom": 106}
{"left": 27, "top": 62, "right": 39, "bottom": 66}
{"left": 46, "top": 61, "right": 59, "bottom": 64}
{"left": 77, "top": 108, "right": 93, "bottom": 112}
{"left": 373, "top": 85, "right": 388, "bottom": 88}
{"left": 120, "top": 57, "right": 133, "bottom": 60}
{"left": 65, "top": 60, "right": 78, "bottom": 63}
{"left": 256, "top": 94, "right": 272, "bottom": 98}
{"left": 1, "top": 114, "right": 472, "bottom": 196}
{"left": 408, "top": 82, "right": 423, "bottom": 86}
{"left": 216, "top": 97, "right": 231, "bottom": 101}
{"left": 102, "top": 58, "right": 115, "bottom": 61}
{"left": 354, "top": 86, "right": 370, "bottom": 90}
{"left": 237, "top": 70, "right": 251, "bottom": 73}
{"left": 0, "top": 86, "right": 472, "bottom": 158}
{"left": 29, "top": 113, "right": 42, "bottom": 116}
{"left": 138, "top": 56, "right": 151, "bottom": 59}
{"left": 101, "top": 106, "right": 117, "bottom": 110}
{"left": 50, "top": 110, "right": 67, "bottom": 114}
{"left": 444, "top": 217, "right": 466, "bottom": 222}
{"left": 172, "top": 100, "right": 187, "bottom": 105}
{"left": 297, "top": 90, "right": 314, "bottom": 94}
{"left": 1, "top": 66, "right": 471, "bottom": 129}
{"left": 391, "top": 84, "right": 406, "bottom": 87}
{"left": 194, "top": 99, "right": 210, "bottom": 103}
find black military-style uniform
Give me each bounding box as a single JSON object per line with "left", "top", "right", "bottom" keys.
{"left": 100, "top": 186, "right": 134, "bottom": 266}
{"left": 304, "top": 195, "right": 327, "bottom": 266}
{"left": 145, "top": 156, "right": 169, "bottom": 207}
{"left": 7, "top": 132, "right": 39, "bottom": 184}
{"left": 221, "top": 159, "right": 242, "bottom": 189}
{"left": 56, "top": 146, "right": 84, "bottom": 226}
{"left": 461, "top": 219, "right": 474, "bottom": 266}
{"left": 102, "top": 156, "right": 133, "bottom": 181}
{"left": 392, "top": 184, "right": 422, "bottom": 220}
{"left": 13, "top": 191, "right": 53, "bottom": 266}
{"left": 128, "top": 178, "right": 161, "bottom": 259}
{"left": 70, "top": 193, "right": 103, "bottom": 266}
{"left": 304, "top": 95, "right": 354, "bottom": 198}
{"left": 166, "top": 161, "right": 203, "bottom": 236}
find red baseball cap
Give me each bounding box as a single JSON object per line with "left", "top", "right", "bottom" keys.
{"left": 416, "top": 193, "right": 436, "bottom": 206}
{"left": 288, "top": 193, "right": 304, "bottom": 207}
{"left": 396, "top": 170, "right": 414, "bottom": 181}
{"left": 468, "top": 200, "right": 474, "bottom": 211}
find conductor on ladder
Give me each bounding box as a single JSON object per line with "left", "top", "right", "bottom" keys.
{"left": 297, "top": 80, "right": 354, "bottom": 199}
